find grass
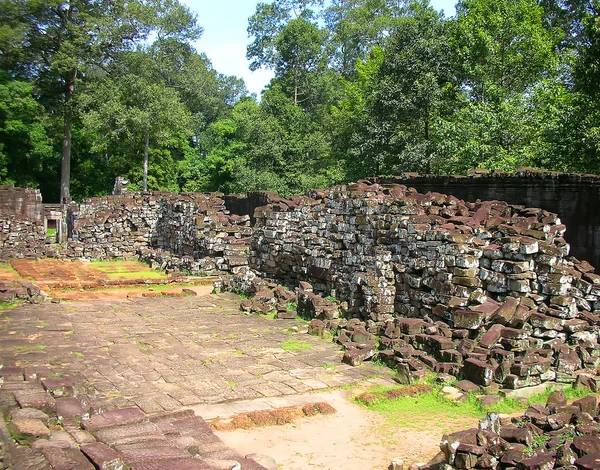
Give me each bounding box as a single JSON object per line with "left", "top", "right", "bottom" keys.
{"left": 286, "top": 301, "right": 296, "bottom": 312}
{"left": 355, "top": 378, "right": 595, "bottom": 434}
{"left": 280, "top": 339, "right": 312, "bottom": 351}
{"left": 13, "top": 344, "right": 46, "bottom": 352}
{"left": 261, "top": 311, "right": 278, "bottom": 320}
{"left": 0, "top": 262, "right": 20, "bottom": 279}
{"left": 226, "top": 379, "right": 237, "bottom": 389}
{"left": 73, "top": 351, "right": 84, "bottom": 359}
{"left": 0, "top": 300, "right": 24, "bottom": 313}
{"left": 88, "top": 260, "right": 167, "bottom": 280}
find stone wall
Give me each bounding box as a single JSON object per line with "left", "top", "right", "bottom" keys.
{"left": 0, "top": 190, "right": 251, "bottom": 274}
{"left": 68, "top": 192, "right": 251, "bottom": 273}
{"left": 250, "top": 181, "right": 600, "bottom": 389}
{"left": 223, "top": 191, "right": 286, "bottom": 224}
{"left": 0, "top": 186, "right": 43, "bottom": 222}
{"left": 372, "top": 170, "right": 600, "bottom": 269}
{"left": 0, "top": 186, "right": 50, "bottom": 260}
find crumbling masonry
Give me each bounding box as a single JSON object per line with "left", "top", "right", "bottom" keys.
{"left": 1, "top": 172, "right": 600, "bottom": 393}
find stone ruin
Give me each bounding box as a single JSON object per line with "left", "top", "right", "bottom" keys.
{"left": 1, "top": 175, "right": 600, "bottom": 394}
{"left": 436, "top": 388, "right": 600, "bottom": 470}
{"left": 237, "top": 181, "right": 600, "bottom": 393}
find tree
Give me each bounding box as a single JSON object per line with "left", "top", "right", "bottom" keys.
{"left": 81, "top": 48, "right": 193, "bottom": 192}
{"left": 323, "top": 0, "right": 404, "bottom": 77}
{"left": 0, "top": 0, "right": 201, "bottom": 202}
{"left": 0, "top": 72, "right": 55, "bottom": 187}
{"left": 333, "top": 1, "right": 456, "bottom": 178}
{"left": 453, "top": 0, "right": 556, "bottom": 102}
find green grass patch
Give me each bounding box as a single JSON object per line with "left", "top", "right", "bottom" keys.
{"left": 260, "top": 311, "right": 278, "bottom": 320}
{"left": 280, "top": 339, "right": 311, "bottom": 351}
{"left": 89, "top": 260, "right": 167, "bottom": 280}
{"left": 355, "top": 379, "right": 593, "bottom": 434}
{"left": 0, "top": 262, "right": 20, "bottom": 279}
{"left": 13, "top": 344, "right": 46, "bottom": 352}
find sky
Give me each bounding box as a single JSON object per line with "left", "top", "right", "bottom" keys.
{"left": 180, "top": 0, "right": 457, "bottom": 97}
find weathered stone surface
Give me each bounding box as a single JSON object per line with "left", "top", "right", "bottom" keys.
{"left": 82, "top": 407, "right": 145, "bottom": 431}
{"left": 80, "top": 442, "right": 126, "bottom": 470}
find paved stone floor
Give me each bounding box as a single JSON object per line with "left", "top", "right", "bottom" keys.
{"left": 0, "top": 293, "right": 382, "bottom": 415}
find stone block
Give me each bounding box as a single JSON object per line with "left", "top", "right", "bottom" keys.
{"left": 462, "top": 358, "right": 495, "bottom": 387}
{"left": 453, "top": 310, "right": 486, "bottom": 330}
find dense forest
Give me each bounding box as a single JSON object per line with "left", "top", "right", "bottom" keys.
{"left": 0, "top": 0, "right": 599, "bottom": 202}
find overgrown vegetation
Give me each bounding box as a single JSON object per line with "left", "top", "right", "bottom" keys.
{"left": 280, "top": 339, "right": 312, "bottom": 351}
{"left": 1, "top": 1, "right": 600, "bottom": 201}
{"left": 355, "top": 376, "right": 595, "bottom": 433}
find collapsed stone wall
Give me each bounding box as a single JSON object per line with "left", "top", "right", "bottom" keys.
{"left": 0, "top": 189, "right": 251, "bottom": 274}
{"left": 0, "top": 187, "right": 52, "bottom": 261}
{"left": 250, "top": 181, "right": 600, "bottom": 389}
{"left": 68, "top": 192, "right": 251, "bottom": 273}
{"left": 374, "top": 169, "right": 600, "bottom": 270}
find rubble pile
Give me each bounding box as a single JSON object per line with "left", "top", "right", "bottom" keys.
{"left": 250, "top": 181, "right": 600, "bottom": 389}
{"left": 438, "top": 390, "right": 600, "bottom": 470}
{"left": 0, "top": 216, "right": 49, "bottom": 261}
{"left": 69, "top": 192, "right": 251, "bottom": 274}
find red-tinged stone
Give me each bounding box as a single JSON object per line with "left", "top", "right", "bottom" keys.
{"left": 40, "top": 446, "right": 95, "bottom": 470}
{"left": 396, "top": 318, "right": 426, "bottom": 335}
{"left": 13, "top": 390, "right": 56, "bottom": 414}
{"left": 453, "top": 310, "right": 486, "bottom": 330}
{"left": 42, "top": 377, "right": 74, "bottom": 397}
{"left": 114, "top": 443, "right": 190, "bottom": 463}
{"left": 462, "top": 358, "right": 495, "bottom": 387}
{"left": 574, "top": 396, "right": 598, "bottom": 417}
{"left": 0, "top": 367, "right": 25, "bottom": 381}
{"left": 493, "top": 297, "right": 519, "bottom": 324}
{"left": 95, "top": 421, "right": 162, "bottom": 446}
{"left": 80, "top": 442, "right": 125, "bottom": 470}
{"left": 479, "top": 324, "right": 504, "bottom": 349}
{"left": 10, "top": 418, "right": 50, "bottom": 443}
{"left": 577, "top": 453, "right": 600, "bottom": 470}
{"left": 574, "top": 436, "right": 600, "bottom": 456}
{"left": 82, "top": 407, "right": 145, "bottom": 431}
{"left": 131, "top": 459, "right": 233, "bottom": 470}
{"left": 56, "top": 398, "right": 87, "bottom": 420}
{"left": 517, "top": 452, "right": 556, "bottom": 470}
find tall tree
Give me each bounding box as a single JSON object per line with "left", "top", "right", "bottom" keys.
{"left": 0, "top": 0, "right": 201, "bottom": 202}
{"left": 323, "top": 0, "right": 404, "bottom": 77}
{"left": 81, "top": 48, "right": 193, "bottom": 192}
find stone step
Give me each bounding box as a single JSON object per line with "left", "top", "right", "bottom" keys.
{"left": 83, "top": 407, "right": 146, "bottom": 431}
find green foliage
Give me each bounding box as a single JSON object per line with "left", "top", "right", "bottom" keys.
{"left": 280, "top": 339, "right": 311, "bottom": 351}
{"left": 2, "top": 0, "right": 600, "bottom": 200}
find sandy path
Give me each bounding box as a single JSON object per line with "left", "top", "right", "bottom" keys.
{"left": 216, "top": 389, "right": 475, "bottom": 470}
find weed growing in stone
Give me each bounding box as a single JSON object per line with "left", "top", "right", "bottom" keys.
{"left": 226, "top": 380, "right": 237, "bottom": 389}
{"left": 73, "top": 351, "right": 84, "bottom": 359}
{"left": 280, "top": 339, "right": 311, "bottom": 351}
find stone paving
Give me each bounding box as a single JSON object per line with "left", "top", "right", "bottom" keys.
{"left": 0, "top": 293, "right": 382, "bottom": 415}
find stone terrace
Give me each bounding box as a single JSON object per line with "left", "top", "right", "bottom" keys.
{"left": 0, "top": 295, "right": 378, "bottom": 410}
{"left": 0, "top": 293, "right": 386, "bottom": 468}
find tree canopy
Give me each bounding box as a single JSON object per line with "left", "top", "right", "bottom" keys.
{"left": 1, "top": 0, "right": 600, "bottom": 202}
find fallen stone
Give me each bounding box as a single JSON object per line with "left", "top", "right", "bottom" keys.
{"left": 245, "top": 453, "right": 277, "bottom": 470}
{"left": 80, "top": 442, "right": 126, "bottom": 470}
{"left": 82, "top": 407, "right": 146, "bottom": 431}
{"left": 9, "top": 418, "right": 50, "bottom": 444}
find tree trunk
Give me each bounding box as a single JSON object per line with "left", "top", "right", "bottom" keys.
{"left": 143, "top": 124, "right": 149, "bottom": 192}
{"left": 60, "top": 68, "right": 77, "bottom": 203}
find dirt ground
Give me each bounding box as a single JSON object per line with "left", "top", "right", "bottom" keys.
{"left": 216, "top": 388, "right": 479, "bottom": 470}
